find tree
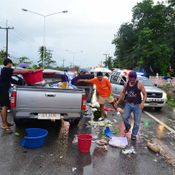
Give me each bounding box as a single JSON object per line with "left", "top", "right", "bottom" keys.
{"left": 38, "top": 46, "right": 56, "bottom": 68}
{"left": 0, "top": 50, "right": 6, "bottom": 64}
{"left": 103, "top": 55, "right": 113, "bottom": 69}
{"left": 18, "top": 56, "right": 32, "bottom": 64}
{"left": 112, "top": 0, "right": 175, "bottom": 75}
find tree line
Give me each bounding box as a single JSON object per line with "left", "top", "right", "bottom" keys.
{"left": 0, "top": 46, "right": 57, "bottom": 68}
{"left": 105, "top": 0, "right": 175, "bottom": 76}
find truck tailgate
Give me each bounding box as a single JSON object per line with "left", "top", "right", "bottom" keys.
{"left": 15, "top": 87, "right": 83, "bottom": 113}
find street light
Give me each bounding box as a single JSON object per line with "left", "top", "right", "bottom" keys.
{"left": 22, "top": 8, "right": 68, "bottom": 68}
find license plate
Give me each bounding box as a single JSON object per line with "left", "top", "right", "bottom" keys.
{"left": 38, "top": 113, "right": 61, "bottom": 120}
{"left": 149, "top": 102, "right": 157, "bottom": 105}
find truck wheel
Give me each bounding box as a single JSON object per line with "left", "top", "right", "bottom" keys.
{"left": 155, "top": 107, "right": 162, "bottom": 112}
{"left": 14, "top": 118, "right": 23, "bottom": 126}
{"left": 69, "top": 118, "right": 81, "bottom": 125}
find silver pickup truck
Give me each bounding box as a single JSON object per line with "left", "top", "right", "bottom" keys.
{"left": 10, "top": 71, "right": 86, "bottom": 125}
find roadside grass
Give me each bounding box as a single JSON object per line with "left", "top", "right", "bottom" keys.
{"left": 167, "top": 98, "right": 175, "bottom": 108}
{"left": 160, "top": 84, "right": 175, "bottom": 108}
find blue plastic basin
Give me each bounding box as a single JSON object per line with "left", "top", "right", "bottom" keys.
{"left": 21, "top": 128, "right": 48, "bottom": 149}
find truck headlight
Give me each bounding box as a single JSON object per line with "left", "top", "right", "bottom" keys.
{"left": 162, "top": 91, "right": 167, "bottom": 102}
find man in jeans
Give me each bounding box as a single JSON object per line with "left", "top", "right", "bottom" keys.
{"left": 115, "top": 71, "right": 147, "bottom": 140}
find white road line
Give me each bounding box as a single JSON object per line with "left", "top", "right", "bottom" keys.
{"left": 144, "top": 111, "right": 175, "bottom": 134}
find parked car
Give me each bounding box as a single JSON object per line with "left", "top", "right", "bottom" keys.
{"left": 110, "top": 69, "right": 167, "bottom": 111}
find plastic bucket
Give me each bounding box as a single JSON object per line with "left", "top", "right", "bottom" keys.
{"left": 23, "top": 69, "right": 43, "bottom": 85}
{"left": 78, "top": 134, "right": 92, "bottom": 153}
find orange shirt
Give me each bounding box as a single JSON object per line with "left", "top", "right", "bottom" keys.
{"left": 87, "top": 77, "right": 111, "bottom": 97}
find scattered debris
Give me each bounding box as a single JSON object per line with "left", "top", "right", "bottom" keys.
{"left": 113, "top": 119, "right": 117, "bottom": 123}
{"left": 96, "top": 139, "right": 108, "bottom": 146}
{"left": 72, "top": 167, "right": 77, "bottom": 172}
{"left": 153, "top": 158, "right": 158, "bottom": 162}
{"left": 122, "top": 146, "right": 136, "bottom": 155}
{"left": 72, "top": 135, "right": 78, "bottom": 144}
{"left": 109, "top": 136, "right": 128, "bottom": 148}
{"left": 104, "top": 127, "right": 113, "bottom": 138}
{"left": 96, "top": 145, "right": 108, "bottom": 151}
{"left": 147, "top": 139, "right": 175, "bottom": 167}
{"left": 15, "top": 132, "right": 20, "bottom": 136}
{"left": 147, "top": 140, "right": 160, "bottom": 153}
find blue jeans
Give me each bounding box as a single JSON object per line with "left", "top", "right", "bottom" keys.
{"left": 122, "top": 102, "right": 142, "bottom": 136}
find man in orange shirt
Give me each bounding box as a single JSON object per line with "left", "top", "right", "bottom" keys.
{"left": 79, "top": 72, "right": 116, "bottom": 116}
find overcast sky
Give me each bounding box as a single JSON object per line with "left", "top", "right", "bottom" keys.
{"left": 0, "top": 0, "right": 156, "bottom": 68}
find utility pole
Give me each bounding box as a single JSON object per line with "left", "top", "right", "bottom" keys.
{"left": 0, "top": 22, "right": 14, "bottom": 59}
{"left": 62, "top": 58, "right": 66, "bottom": 67}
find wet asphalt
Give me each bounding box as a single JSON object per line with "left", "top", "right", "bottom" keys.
{"left": 0, "top": 105, "right": 175, "bottom": 175}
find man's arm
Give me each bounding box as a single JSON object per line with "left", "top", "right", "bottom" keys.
{"left": 78, "top": 78, "right": 96, "bottom": 84}
{"left": 115, "top": 84, "right": 127, "bottom": 106}
{"left": 13, "top": 69, "right": 33, "bottom": 75}
{"left": 139, "top": 82, "right": 147, "bottom": 109}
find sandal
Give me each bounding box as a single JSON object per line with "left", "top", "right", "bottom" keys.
{"left": 4, "top": 128, "right": 13, "bottom": 134}
{"left": 7, "top": 123, "right": 14, "bottom": 127}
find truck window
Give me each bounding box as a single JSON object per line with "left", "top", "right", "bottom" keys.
{"left": 110, "top": 75, "right": 119, "bottom": 84}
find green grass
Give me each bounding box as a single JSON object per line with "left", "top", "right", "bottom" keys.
{"left": 167, "top": 98, "right": 175, "bottom": 108}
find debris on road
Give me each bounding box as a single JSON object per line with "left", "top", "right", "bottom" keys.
{"left": 96, "top": 139, "right": 108, "bottom": 146}
{"left": 147, "top": 139, "right": 175, "bottom": 167}
{"left": 96, "top": 145, "right": 108, "bottom": 151}
{"left": 109, "top": 136, "right": 128, "bottom": 148}
{"left": 15, "top": 132, "right": 20, "bottom": 136}
{"left": 122, "top": 146, "right": 136, "bottom": 155}
{"left": 147, "top": 140, "right": 160, "bottom": 153}
{"left": 72, "top": 135, "right": 78, "bottom": 144}
{"left": 72, "top": 167, "right": 77, "bottom": 172}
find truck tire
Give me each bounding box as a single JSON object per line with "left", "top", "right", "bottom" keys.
{"left": 69, "top": 118, "right": 81, "bottom": 126}
{"left": 14, "top": 118, "right": 23, "bottom": 126}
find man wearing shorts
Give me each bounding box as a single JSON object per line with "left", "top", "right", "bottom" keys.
{"left": 0, "top": 58, "right": 32, "bottom": 133}
{"left": 79, "top": 71, "right": 116, "bottom": 116}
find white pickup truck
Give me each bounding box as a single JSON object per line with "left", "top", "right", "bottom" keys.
{"left": 10, "top": 71, "right": 86, "bottom": 125}
{"left": 110, "top": 69, "right": 167, "bottom": 111}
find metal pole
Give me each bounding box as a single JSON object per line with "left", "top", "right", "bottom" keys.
{"left": 6, "top": 28, "right": 8, "bottom": 59}
{"left": 43, "top": 16, "right": 46, "bottom": 68}
{"left": 0, "top": 25, "right": 14, "bottom": 60}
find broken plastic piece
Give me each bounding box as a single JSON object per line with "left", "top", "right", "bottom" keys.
{"left": 122, "top": 146, "right": 136, "bottom": 154}
{"left": 104, "top": 127, "right": 113, "bottom": 138}
{"left": 72, "top": 167, "right": 77, "bottom": 172}
{"left": 109, "top": 136, "right": 128, "bottom": 148}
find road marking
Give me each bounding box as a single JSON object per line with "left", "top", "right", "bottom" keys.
{"left": 144, "top": 111, "right": 175, "bottom": 134}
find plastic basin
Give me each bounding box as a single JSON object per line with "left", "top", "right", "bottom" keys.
{"left": 23, "top": 69, "right": 43, "bottom": 85}
{"left": 21, "top": 128, "right": 48, "bottom": 149}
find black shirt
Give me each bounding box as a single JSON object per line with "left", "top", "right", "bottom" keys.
{"left": 125, "top": 80, "right": 142, "bottom": 104}
{"left": 0, "top": 67, "right": 14, "bottom": 89}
